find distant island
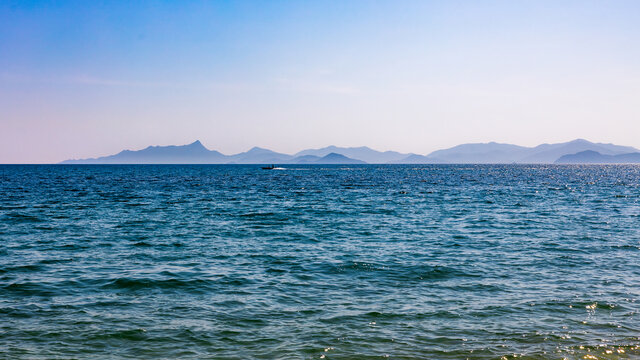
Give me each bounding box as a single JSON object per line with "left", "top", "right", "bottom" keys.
{"left": 61, "top": 139, "right": 640, "bottom": 164}
{"left": 555, "top": 150, "right": 640, "bottom": 164}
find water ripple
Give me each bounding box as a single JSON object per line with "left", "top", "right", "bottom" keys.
{"left": 1, "top": 164, "right": 640, "bottom": 359}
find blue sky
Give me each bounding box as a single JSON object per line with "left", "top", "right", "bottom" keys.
{"left": 1, "top": 0, "right": 640, "bottom": 162}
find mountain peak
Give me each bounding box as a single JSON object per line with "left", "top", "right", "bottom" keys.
{"left": 323, "top": 152, "right": 348, "bottom": 159}
{"left": 569, "top": 138, "right": 591, "bottom": 144}
{"left": 185, "top": 140, "right": 209, "bottom": 151}
{"left": 294, "top": 145, "right": 408, "bottom": 163}
{"left": 246, "top": 146, "right": 273, "bottom": 154}
{"left": 316, "top": 152, "right": 366, "bottom": 164}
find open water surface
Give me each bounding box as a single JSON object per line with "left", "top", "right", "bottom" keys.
{"left": 1, "top": 164, "right": 640, "bottom": 359}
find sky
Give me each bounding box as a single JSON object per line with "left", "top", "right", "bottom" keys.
{"left": 1, "top": 0, "right": 640, "bottom": 163}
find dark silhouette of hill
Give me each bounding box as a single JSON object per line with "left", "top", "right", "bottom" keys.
{"left": 388, "top": 154, "right": 441, "bottom": 164}
{"left": 61, "top": 140, "right": 228, "bottom": 164}
{"left": 314, "top": 153, "right": 365, "bottom": 164}
{"left": 295, "top": 146, "right": 408, "bottom": 163}
{"left": 227, "top": 147, "right": 293, "bottom": 164}
{"left": 555, "top": 150, "right": 640, "bottom": 164}
{"left": 290, "top": 155, "right": 323, "bottom": 164}
{"left": 424, "top": 142, "right": 529, "bottom": 163}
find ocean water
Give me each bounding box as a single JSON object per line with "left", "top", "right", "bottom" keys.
{"left": 1, "top": 164, "right": 640, "bottom": 360}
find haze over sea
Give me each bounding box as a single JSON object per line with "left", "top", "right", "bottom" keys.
{"left": 1, "top": 164, "right": 639, "bottom": 359}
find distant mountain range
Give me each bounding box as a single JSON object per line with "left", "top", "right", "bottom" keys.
{"left": 61, "top": 141, "right": 367, "bottom": 164}
{"left": 422, "top": 139, "right": 638, "bottom": 164}
{"left": 61, "top": 139, "right": 640, "bottom": 164}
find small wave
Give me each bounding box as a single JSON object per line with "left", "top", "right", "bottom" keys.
{"left": 123, "top": 202, "right": 150, "bottom": 207}
{"left": 132, "top": 241, "right": 153, "bottom": 247}
{"left": 2, "top": 281, "right": 80, "bottom": 297}
{"left": 55, "top": 243, "right": 90, "bottom": 251}
{"left": 38, "top": 258, "right": 74, "bottom": 265}
{"left": 3, "top": 212, "right": 44, "bottom": 223}
{"left": 88, "top": 328, "right": 148, "bottom": 341}
{"left": 320, "top": 309, "right": 461, "bottom": 324}
{"left": 239, "top": 212, "right": 277, "bottom": 218}
{"left": 326, "top": 261, "right": 475, "bottom": 282}
{"left": 102, "top": 277, "right": 214, "bottom": 292}
{"left": 0, "top": 264, "right": 44, "bottom": 274}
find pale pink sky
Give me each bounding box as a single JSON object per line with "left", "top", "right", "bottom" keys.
{"left": 2, "top": 1, "right": 640, "bottom": 163}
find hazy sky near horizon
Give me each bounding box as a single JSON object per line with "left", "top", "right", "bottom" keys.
{"left": 1, "top": 0, "right": 640, "bottom": 163}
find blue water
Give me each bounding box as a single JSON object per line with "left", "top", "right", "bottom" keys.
{"left": 1, "top": 165, "right": 640, "bottom": 359}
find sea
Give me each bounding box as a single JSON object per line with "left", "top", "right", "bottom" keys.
{"left": 1, "top": 164, "right": 639, "bottom": 359}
